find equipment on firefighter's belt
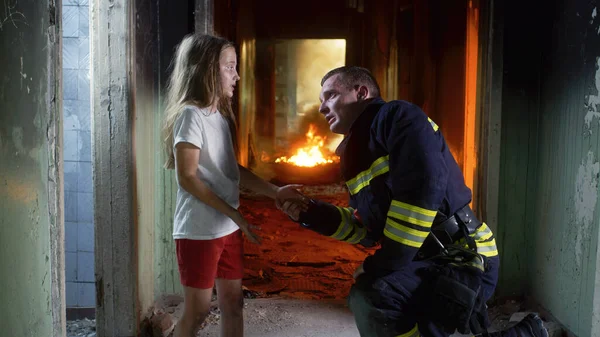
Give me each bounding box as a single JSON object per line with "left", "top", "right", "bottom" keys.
{"left": 415, "top": 204, "right": 482, "bottom": 261}
{"left": 424, "top": 221, "right": 490, "bottom": 335}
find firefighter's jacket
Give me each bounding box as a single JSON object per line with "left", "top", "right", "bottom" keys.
{"left": 296, "top": 98, "right": 499, "bottom": 277}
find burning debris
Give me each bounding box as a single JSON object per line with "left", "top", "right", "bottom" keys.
{"left": 274, "top": 124, "right": 340, "bottom": 167}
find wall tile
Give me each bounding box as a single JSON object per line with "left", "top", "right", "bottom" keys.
{"left": 77, "top": 161, "right": 92, "bottom": 193}
{"left": 66, "top": 252, "right": 77, "bottom": 282}
{"left": 77, "top": 99, "right": 91, "bottom": 131}
{"left": 79, "top": 6, "right": 89, "bottom": 38}
{"left": 64, "top": 191, "right": 78, "bottom": 222}
{"left": 79, "top": 131, "right": 91, "bottom": 161}
{"left": 63, "top": 69, "right": 78, "bottom": 100}
{"left": 63, "top": 130, "right": 78, "bottom": 161}
{"left": 65, "top": 222, "right": 78, "bottom": 252}
{"left": 64, "top": 161, "right": 78, "bottom": 192}
{"left": 62, "top": 5, "right": 79, "bottom": 38}
{"left": 78, "top": 68, "right": 90, "bottom": 101}
{"left": 77, "top": 192, "right": 93, "bottom": 223}
{"left": 77, "top": 252, "right": 94, "bottom": 282}
{"left": 66, "top": 282, "right": 78, "bottom": 306}
{"left": 79, "top": 37, "right": 89, "bottom": 70}
{"left": 63, "top": 37, "right": 79, "bottom": 69}
{"left": 78, "top": 283, "right": 95, "bottom": 307}
{"left": 64, "top": 99, "right": 81, "bottom": 131}
{"left": 78, "top": 222, "right": 94, "bottom": 252}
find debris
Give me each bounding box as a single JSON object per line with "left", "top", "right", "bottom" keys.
{"left": 67, "top": 318, "right": 96, "bottom": 337}
{"left": 242, "top": 285, "right": 260, "bottom": 299}
{"left": 273, "top": 261, "right": 336, "bottom": 268}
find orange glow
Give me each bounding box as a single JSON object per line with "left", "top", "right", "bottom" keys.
{"left": 275, "top": 124, "right": 340, "bottom": 167}
{"left": 464, "top": 0, "right": 479, "bottom": 207}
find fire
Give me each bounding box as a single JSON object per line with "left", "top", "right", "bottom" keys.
{"left": 275, "top": 124, "right": 340, "bottom": 167}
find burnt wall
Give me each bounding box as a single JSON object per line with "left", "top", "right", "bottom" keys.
{"left": 497, "top": 0, "right": 600, "bottom": 334}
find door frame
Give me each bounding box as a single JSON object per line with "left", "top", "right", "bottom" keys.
{"left": 474, "top": 0, "right": 504, "bottom": 233}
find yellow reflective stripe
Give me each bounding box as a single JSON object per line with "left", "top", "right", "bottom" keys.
{"left": 471, "top": 223, "right": 493, "bottom": 241}
{"left": 479, "top": 250, "right": 499, "bottom": 257}
{"left": 346, "top": 225, "right": 367, "bottom": 244}
{"left": 476, "top": 240, "right": 496, "bottom": 247}
{"left": 330, "top": 207, "right": 353, "bottom": 240}
{"left": 387, "top": 218, "right": 430, "bottom": 238}
{"left": 428, "top": 117, "right": 439, "bottom": 132}
{"left": 477, "top": 239, "right": 498, "bottom": 257}
{"left": 346, "top": 156, "right": 390, "bottom": 195}
{"left": 388, "top": 200, "right": 436, "bottom": 228}
{"left": 456, "top": 224, "right": 498, "bottom": 257}
{"left": 384, "top": 218, "right": 428, "bottom": 248}
{"left": 469, "top": 223, "right": 498, "bottom": 256}
{"left": 395, "top": 324, "right": 420, "bottom": 337}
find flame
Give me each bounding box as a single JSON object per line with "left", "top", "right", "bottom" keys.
{"left": 275, "top": 124, "right": 339, "bottom": 167}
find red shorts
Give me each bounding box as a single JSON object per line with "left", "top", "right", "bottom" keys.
{"left": 176, "top": 230, "right": 244, "bottom": 289}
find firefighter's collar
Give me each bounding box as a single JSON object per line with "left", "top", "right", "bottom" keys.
{"left": 335, "top": 97, "right": 386, "bottom": 156}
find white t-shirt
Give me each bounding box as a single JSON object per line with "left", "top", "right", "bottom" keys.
{"left": 172, "top": 105, "right": 240, "bottom": 240}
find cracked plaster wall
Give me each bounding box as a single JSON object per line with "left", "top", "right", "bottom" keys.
{"left": 0, "top": 0, "right": 63, "bottom": 336}
{"left": 498, "top": 1, "right": 600, "bottom": 335}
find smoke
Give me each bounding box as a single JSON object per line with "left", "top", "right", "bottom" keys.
{"left": 247, "top": 38, "right": 346, "bottom": 181}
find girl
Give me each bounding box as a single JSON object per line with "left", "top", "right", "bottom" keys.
{"left": 162, "top": 34, "right": 307, "bottom": 337}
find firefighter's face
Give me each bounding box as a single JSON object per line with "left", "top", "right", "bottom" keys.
{"left": 318, "top": 74, "right": 365, "bottom": 134}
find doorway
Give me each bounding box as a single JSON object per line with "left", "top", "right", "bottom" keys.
{"left": 61, "top": 0, "right": 96, "bottom": 331}
{"left": 221, "top": 0, "right": 488, "bottom": 300}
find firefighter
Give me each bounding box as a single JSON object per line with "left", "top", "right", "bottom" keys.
{"left": 278, "top": 66, "right": 548, "bottom": 337}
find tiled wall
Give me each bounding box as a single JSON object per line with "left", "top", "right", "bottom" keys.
{"left": 62, "top": 0, "right": 95, "bottom": 309}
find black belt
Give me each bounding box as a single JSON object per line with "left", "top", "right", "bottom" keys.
{"left": 416, "top": 205, "right": 482, "bottom": 260}
{"left": 431, "top": 205, "right": 482, "bottom": 245}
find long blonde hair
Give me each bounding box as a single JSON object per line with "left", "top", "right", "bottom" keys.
{"left": 162, "top": 33, "right": 238, "bottom": 169}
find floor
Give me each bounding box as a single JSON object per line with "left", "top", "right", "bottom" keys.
{"left": 67, "top": 297, "right": 561, "bottom": 337}
{"left": 67, "top": 183, "right": 563, "bottom": 337}
{"left": 200, "top": 298, "right": 360, "bottom": 337}
{"left": 197, "top": 297, "right": 553, "bottom": 337}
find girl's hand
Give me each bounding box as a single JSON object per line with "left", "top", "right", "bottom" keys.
{"left": 232, "top": 212, "right": 262, "bottom": 245}
{"left": 275, "top": 184, "right": 309, "bottom": 212}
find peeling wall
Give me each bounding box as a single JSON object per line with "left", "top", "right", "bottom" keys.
{"left": 154, "top": 0, "right": 193, "bottom": 296}
{"left": 498, "top": 1, "right": 600, "bottom": 335}
{"left": 0, "top": 0, "right": 63, "bottom": 336}
{"left": 529, "top": 2, "right": 600, "bottom": 336}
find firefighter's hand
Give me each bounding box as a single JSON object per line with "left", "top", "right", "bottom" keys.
{"left": 353, "top": 263, "right": 365, "bottom": 279}
{"left": 277, "top": 199, "right": 306, "bottom": 221}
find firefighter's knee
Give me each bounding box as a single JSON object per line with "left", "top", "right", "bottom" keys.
{"left": 348, "top": 283, "right": 370, "bottom": 316}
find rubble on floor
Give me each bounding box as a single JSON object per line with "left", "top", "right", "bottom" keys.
{"left": 67, "top": 318, "right": 96, "bottom": 337}
{"left": 485, "top": 298, "right": 565, "bottom": 337}
{"left": 238, "top": 185, "right": 373, "bottom": 301}
{"left": 140, "top": 292, "right": 256, "bottom": 337}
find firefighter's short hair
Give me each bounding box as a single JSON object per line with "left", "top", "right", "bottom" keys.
{"left": 321, "top": 66, "right": 381, "bottom": 97}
